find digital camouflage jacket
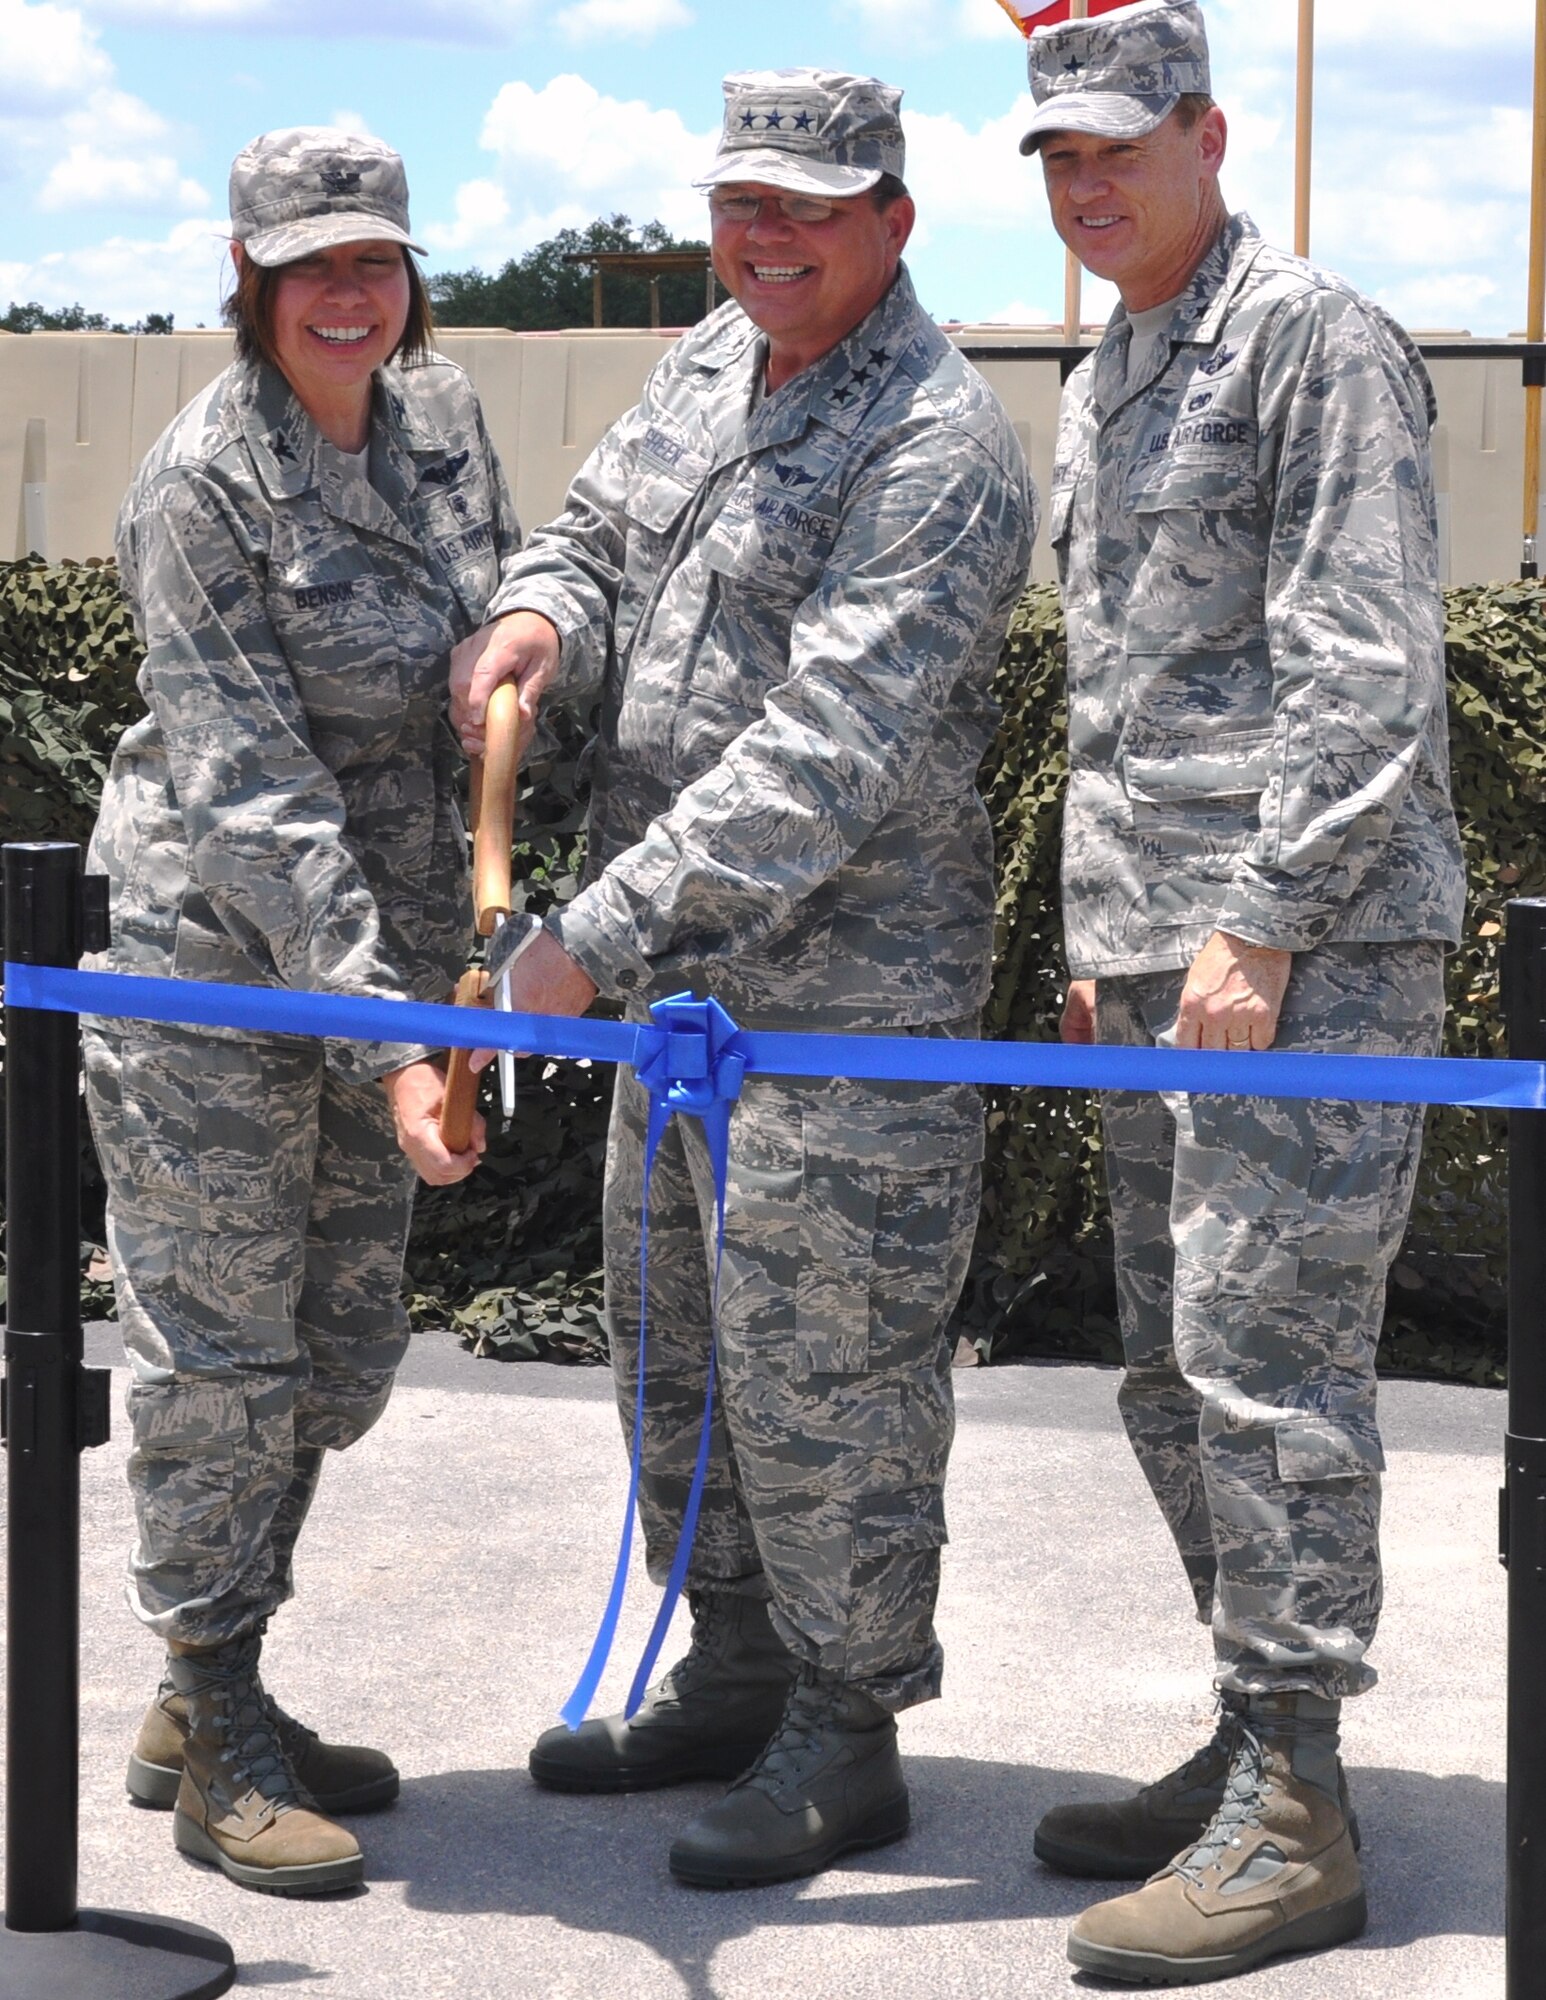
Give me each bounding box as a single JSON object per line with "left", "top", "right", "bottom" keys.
{"left": 91, "top": 354, "right": 520, "bottom": 1081}
{"left": 489, "top": 268, "right": 1037, "bottom": 1028}
{"left": 1052, "top": 213, "right": 1465, "bottom": 979}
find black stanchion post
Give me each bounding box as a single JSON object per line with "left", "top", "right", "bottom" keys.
{"left": 1505, "top": 897, "right": 1546, "bottom": 1999}
{"left": 2, "top": 841, "right": 235, "bottom": 1997}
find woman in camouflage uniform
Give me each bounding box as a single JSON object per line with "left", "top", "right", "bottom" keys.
{"left": 82, "top": 127, "right": 519, "bottom": 1896}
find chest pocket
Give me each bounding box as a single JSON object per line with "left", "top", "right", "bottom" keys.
{"left": 267, "top": 547, "right": 404, "bottom": 767}
{"left": 418, "top": 479, "right": 500, "bottom": 635}
{"left": 1124, "top": 445, "right": 1266, "bottom": 654}
{"left": 617, "top": 462, "right": 704, "bottom": 657}
{"left": 698, "top": 473, "right": 839, "bottom": 604}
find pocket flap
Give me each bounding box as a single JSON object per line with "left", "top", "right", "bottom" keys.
{"left": 1274, "top": 1418, "right": 1384, "bottom": 1484}
{"left": 853, "top": 1484, "right": 948, "bottom": 1559}
{"left": 1122, "top": 727, "right": 1276, "bottom": 803}
{"left": 128, "top": 1378, "right": 249, "bottom": 1453}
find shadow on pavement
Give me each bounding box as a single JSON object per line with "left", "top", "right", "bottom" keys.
{"left": 355, "top": 1757, "right": 1498, "bottom": 1997}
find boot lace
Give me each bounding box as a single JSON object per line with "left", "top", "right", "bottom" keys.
{"left": 1147, "top": 1704, "right": 1237, "bottom": 1805}
{"left": 657, "top": 1593, "right": 738, "bottom": 1698}
{"left": 179, "top": 1639, "right": 298, "bottom": 1806}
{"left": 1173, "top": 1723, "right": 1271, "bottom": 1882}
{"left": 735, "top": 1673, "right": 834, "bottom": 1794}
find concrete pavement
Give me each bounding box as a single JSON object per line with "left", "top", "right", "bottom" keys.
{"left": 0, "top": 1328, "right": 1506, "bottom": 1998}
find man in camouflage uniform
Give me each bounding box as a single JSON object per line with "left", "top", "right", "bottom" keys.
{"left": 1018, "top": 0, "right": 1465, "bottom": 1981}
{"left": 451, "top": 70, "right": 1034, "bottom": 1886}
{"left": 85, "top": 129, "right": 512, "bottom": 1894}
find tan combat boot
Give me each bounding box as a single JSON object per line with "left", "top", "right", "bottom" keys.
{"left": 167, "top": 1633, "right": 365, "bottom": 1897}
{"left": 1035, "top": 1693, "right": 1359, "bottom": 1879}
{"left": 1067, "top": 1694, "right": 1366, "bottom": 1985}
{"left": 129, "top": 1672, "right": 398, "bottom": 1814}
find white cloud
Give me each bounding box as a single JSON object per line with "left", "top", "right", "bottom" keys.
{"left": 36, "top": 86, "right": 209, "bottom": 210}
{"left": 414, "top": 76, "right": 716, "bottom": 275}
{"left": 975, "top": 296, "right": 1060, "bottom": 326}
{"left": 327, "top": 106, "right": 376, "bottom": 136}
{"left": 77, "top": 0, "right": 535, "bottom": 40}
{"left": 555, "top": 0, "right": 691, "bottom": 41}
{"left": 0, "top": 0, "right": 110, "bottom": 111}
{"left": 3, "top": 216, "right": 231, "bottom": 323}
{"left": 422, "top": 176, "right": 510, "bottom": 254}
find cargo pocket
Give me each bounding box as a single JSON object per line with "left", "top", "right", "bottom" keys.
{"left": 853, "top": 1483, "right": 948, "bottom": 1560}
{"left": 1274, "top": 1417, "right": 1383, "bottom": 1485}
{"left": 120, "top": 1035, "right": 307, "bottom": 1228}
{"left": 127, "top": 1377, "right": 249, "bottom": 1559}
{"left": 795, "top": 1173, "right": 877, "bottom": 1377}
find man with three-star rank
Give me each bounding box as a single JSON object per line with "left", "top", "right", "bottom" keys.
{"left": 448, "top": 67, "right": 1035, "bottom": 1888}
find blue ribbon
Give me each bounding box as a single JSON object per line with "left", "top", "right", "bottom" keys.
{"left": 7, "top": 962, "right": 1545, "bottom": 1109}
{"left": 9, "top": 957, "right": 1546, "bottom": 1727}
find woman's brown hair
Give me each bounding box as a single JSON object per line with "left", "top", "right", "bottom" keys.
{"left": 223, "top": 245, "right": 435, "bottom": 371}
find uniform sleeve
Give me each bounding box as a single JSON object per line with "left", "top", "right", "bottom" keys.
{"left": 1213, "top": 291, "right": 1446, "bottom": 951}
{"left": 483, "top": 397, "right": 653, "bottom": 715}
{"left": 124, "top": 468, "right": 433, "bottom": 1082}
{"left": 547, "top": 433, "right": 1036, "bottom": 996}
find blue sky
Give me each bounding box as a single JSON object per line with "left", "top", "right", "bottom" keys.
{"left": 1, "top": 0, "right": 1537, "bottom": 334}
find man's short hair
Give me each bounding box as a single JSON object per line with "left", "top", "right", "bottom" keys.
{"left": 1172, "top": 94, "right": 1215, "bottom": 133}
{"left": 872, "top": 172, "right": 910, "bottom": 210}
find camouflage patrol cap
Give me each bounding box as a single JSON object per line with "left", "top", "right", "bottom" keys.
{"left": 229, "top": 127, "right": 426, "bottom": 267}
{"left": 1019, "top": 0, "right": 1210, "bottom": 156}
{"left": 694, "top": 69, "right": 905, "bottom": 199}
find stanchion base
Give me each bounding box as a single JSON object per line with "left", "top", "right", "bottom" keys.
{"left": 0, "top": 1908, "right": 235, "bottom": 1999}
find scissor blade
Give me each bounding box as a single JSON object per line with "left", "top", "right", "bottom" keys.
{"left": 494, "top": 964, "right": 517, "bottom": 1123}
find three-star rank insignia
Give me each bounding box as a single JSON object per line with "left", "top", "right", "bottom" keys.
{"left": 738, "top": 107, "right": 817, "bottom": 135}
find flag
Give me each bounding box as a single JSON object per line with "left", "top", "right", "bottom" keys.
{"left": 992, "top": 0, "right": 1139, "bottom": 32}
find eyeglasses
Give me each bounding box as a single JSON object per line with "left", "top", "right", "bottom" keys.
{"left": 709, "top": 192, "right": 841, "bottom": 225}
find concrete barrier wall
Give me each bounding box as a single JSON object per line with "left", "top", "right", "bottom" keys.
{"left": 2, "top": 326, "right": 1538, "bottom": 585}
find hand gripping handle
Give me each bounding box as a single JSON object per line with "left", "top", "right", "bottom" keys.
{"left": 440, "top": 681, "right": 522, "bottom": 1149}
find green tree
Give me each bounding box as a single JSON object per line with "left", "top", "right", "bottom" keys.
{"left": 1, "top": 302, "right": 175, "bottom": 334}
{"left": 429, "top": 215, "right": 713, "bottom": 332}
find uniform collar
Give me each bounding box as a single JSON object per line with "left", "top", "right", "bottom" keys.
{"left": 235, "top": 359, "right": 423, "bottom": 548}
{"left": 1090, "top": 212, "right": 1263, "bottom": 420}
{"left": 792, "top": 264, "right": 920, "bottom": 439}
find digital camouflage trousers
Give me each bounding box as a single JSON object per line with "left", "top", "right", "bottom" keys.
{"left": 1096, "top": 941, "right": 1447, "bottom": 1700}
{"left": 84, "top": 1022, "right": 416, "bottom": 1647}
{"left": 602, "top": 1040, "right": 983, "bottom": 1714}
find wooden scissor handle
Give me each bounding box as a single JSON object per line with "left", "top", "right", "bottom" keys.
{"left": 439, "top": 969, "right": 491, "bottom": 1155}
{"left": 471, "top": 679, "right": 521, "bottom": 937}
{"left": 439, "top": 679, "right": 523, "bottom": 1151}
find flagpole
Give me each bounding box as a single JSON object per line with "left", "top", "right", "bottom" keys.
{"left": 1294, "top": 0, "right": 1315, "bottom": 259}
{"left": 1523, "top": 0, "right": 1546, "bottom": 579}
{"left": 1062, "top": 0, "right": 1089, "bottom": 342}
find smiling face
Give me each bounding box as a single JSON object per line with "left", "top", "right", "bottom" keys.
{"left": 709, "top": 182, "right": 915, "bottom": 390}
{"left": 1039, "top": 104, "right": 1228, "bottom": 312}
{"left": 233, "top": 238, "right": 412, "bottom": 447}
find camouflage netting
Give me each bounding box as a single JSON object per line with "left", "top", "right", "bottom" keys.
{"left": 2, "top": 557, "right": 1543, "bottom": 1381}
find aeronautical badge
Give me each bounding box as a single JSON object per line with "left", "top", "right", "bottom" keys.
{"left": 421, "top": 450, "right": 470, "bottom": 489}
{"left": 773, "top": 463, "right": 816, "bottom": 490}
{"left": 1197, "top": 344, "right": 1239, "bottom": 380}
